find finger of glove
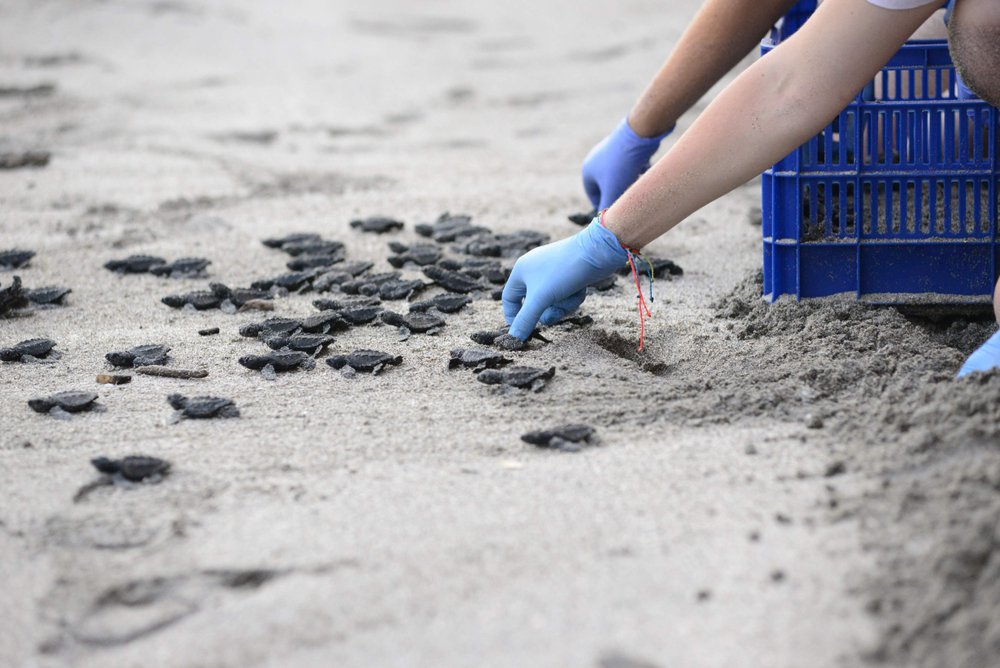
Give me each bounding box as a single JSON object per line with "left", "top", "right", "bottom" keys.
{"left": 582, "top": 172, "right": 601, "bottom": 210}
{"left": 508, "top": 294, "right": 550, "bottom": 341}
{"left": 538, "top": 289, "right": 587, "bottom": 326}
{"left": 501, "top": 275, "right": 527, "bottom": 325}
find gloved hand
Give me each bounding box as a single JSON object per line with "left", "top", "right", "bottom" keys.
{"left": 503, "top": 219, "right": 628, "bottom": 340}
{"left": 582, "top": 117, "right": 672, "bottom": 211}
{"left": 957, "top": 329, "right": 1000, "bottom": 377}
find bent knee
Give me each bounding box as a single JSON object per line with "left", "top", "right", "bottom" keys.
{"left": 948, "top": 0, "right": 1000, "bottom": 106}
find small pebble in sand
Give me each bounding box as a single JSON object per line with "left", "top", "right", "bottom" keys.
{"left": 198, "top": 327, "right": 220, "bottom": 336}
{"left": 96, "top": 374, "right": 131, "bottom": 385}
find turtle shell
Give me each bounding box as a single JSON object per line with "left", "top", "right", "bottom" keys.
{"left": 104, "top": 254, "right": 166, "bottom": 273}
{"left": 448, "top": 347, "right": 511, "bottom": 370}
{"left": 326, "top": 349, "right": 402, "bottom": 373}
{"left": 280, "top": 240, "right": 344, "bottom": 257}
{"left": 29, "top": 390, "right": 98, "bottom": 413}
{"left": 422, "top": 265, "right": 482, "bottom": 293}
{"left": 239, "top": 317, "right": 301, "bottom": 338}
{"left": 91, "top": 455, "right": 171, "bottom": 481}
{"left": 339, "top": 306, "right": 383, "bottom": 324}
{"left": 379, "top": 279, "right": 426, "bottom": 301}
{"left": 381, "top": 311, "right": 444, "bottom": 333}
{"left": 476, "top": 365, "right": 555, "bottom": 389}
{"left": 286, "top": 253, "right": 345, "bottom": 272}
{"left": 238, "top": 350, "right": 310, "bottom": 371}
{"left": 262, "top": 232, "right": 322, "bottom": 249}
{"left": 25, "top": 286, "right": 71, "bottom": 305}
{"left": 168, "top": 394, "right": 239, "bottom": 418}
{"left": 265, "top": 333, "right": 333, "bottom": 352}
{"left": 1, "top": 337, "right": 56, "bottom": 361}
{"left": 312, "top": 296, "right": 381, "bottom": 312}
{"left": 521, "top": 424, "right": 596, "bottom": 447}
{"left": 349, "top": 217, "right": 404, "bottom": 234}
{"left": 149, "top": 257, "right": 211, "bottom": 277}
{"left": 409, "top": 294, "right": 471, "bottom": 314}
{"left": 299, "top": 312, "right": 349, "bottom": 333}
{"left": 0, "top": 248, "right": 35, "bottom": 269}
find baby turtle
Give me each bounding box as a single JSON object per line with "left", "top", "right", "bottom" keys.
{"left": 250, "top": 268, "right": 322, "bottom": 292}
{"left": 106, "top": 344, "right": 171, "bottom": 368}
{"left": 279, "top": 239, "right": 345, "bottom": 257}
{"left": 588, "top": 275, "right": 617, "bottom": 292}
{"left": 209, "top": 283, "right": 272, "bottom": 307}
{"left": 414, "top": 212, "right": 488, "bottom": 243}
{"left": 422, "top": 265, "right": 483, "bottom": 294}
{"left": 469, "top": 328, "right": 527, "bottom": 351}
{"left": 387, "top": 243, "right": 442, "bottom": 267}
{"left": 409, "top": 294, "right": 471, "bottom": 314}
{"left": 0, "top": 276, "right": 28, "bottom": 314}
{"left": 262, "top": 232, "right": 322, "bottom": 249}
{"left": 286, "top": 252, "right": 345, "bottom": 272}
{"left": 448, "top": 347, "right": 512, "bottom": 371}
{"left": 104, "top": 254, "right": 167, "bottom": 274}
{"left": 0, "top": 249, "right": 35, "bottom": 269}
{"left": 567, "top": 209, "right": 598, "bottom": 227}
{"left": 350, "top": 216, "right": 404, "bottom": 234}
{"left": 91, "top": 455, "right": 171, "bottom": 482}
{"left": 238, "top": 350, "right": 314, "bottom": 375}
{"left": 0, "top": 337, "right": 58, "bottom": 362}
{"left": 313, "top": 296, "right": 381, "bottom": 311}
{"left": 161, "top": 290, "right": 223, "bottom": 310}
{"left": 477, "top": 365, "right": 555, "bottom": 392}
{"left": 436, "top": 258, "right": 510, "bottom": 285}
{"left": 29, "top": 390, "right": 99, "bottom": 414}
{"left": 379, "top": 279, "right": 426, "bottom": 301}
{"left": 0, "top": 150, "right": 50, "bottom": 169}
{"left": 452, "top": 230, "right": 549, "bottom": 258}
{"left": 24, "top": 286, "right": 71, "bottom": 305}
{"left": 340, "top": 271, "right": 400, "bottom": 296}
{"left": 299, "top": 312, "right": 350, "bottom": 334}
{"left": 239, "top": 317, "right": 302, "bottom": 339}
{"left": 340, "top": 305, "right": 384, "bottom": 325}
{"left": 521, "top": 424, "right": 598, "bottom": 452}
{"left": 148, "top": 257, "right": 211, "bottom": 278}
{"left": 263, "top": 333, "right": 334, "bottom": 354}
{"left": 168, "top": 393, "right": 240, "bottom": 419}
{"left": 381, "top": 311, "right": 445, "bottom": 336}
{"left": 327, "top": 349, "right": 402, "bottom": 374}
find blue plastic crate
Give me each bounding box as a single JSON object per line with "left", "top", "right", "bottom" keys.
{"left": 760, "top": 3, "right": 1000, "bottom": 303}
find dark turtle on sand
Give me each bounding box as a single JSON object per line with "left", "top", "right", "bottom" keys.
{"left": 448, "top": 348, "right": 512, "bottom": 371}
{"left": 91, "top": 455, "right": 171, "bottom": 482}
{"left": 238, "top": 350, "right": 314, "bottom": 372}
{"left": 104, "top": 254, "right": 167, "bottom": 274}
{"left": 452, "top": 230, "right": 549, "bottom": 258}
{"left": 387, "top": 243, "right": 442, "bottom": 268}
{"left": 161, "top": 290, "right": 223, "bottom": 310}
{"left": 409, "top": 294, "right": 471, "bottom": 314}
{"left": 477, "top": 365, "right": 555, "bottom": 392}
{"left": 0, "top": 249, "right": 35, "bottom": 269}
{"left": 378, "top": 279, "right": 426, "bottom": 301}
{"left": 381, "top": 310, "right": 444, "bottom": 334}
{"left": 313, "top": 296, "right": 381, "bottom": 312}
{"left": 312, "top": 261, "right": 377, "bottom": 292}
{"left": 337, "top": 305, "right": 383, "bottom": 325}
{"left": 279, "top": 239, "right": 344, "bottom": 257}
{"left": 239, "top": 317, "right": 302, "bottom": 339}
{"left": 168, "top": 393, "right": 240, "bottom": 419}
{"left": 350, "top": 217, "right": 404, "bottom": 234}
{"left": 25, "top": 286, "right": 71, "bottom": 305}
{"left": 615, "top": 256, "right": 683, "bottom": 279}
{"left": 438, "top": 258, "right": 509, "bottom": 285}
{"left": 588, "top": 275, "right": 617, "bottom": 292}
{"left": 422, "top": 265, "right": 484, "bottom": 294}
{"left": 521, "top": 424, "right": 598, "bottom": 451}
{"left": 414, "top": 213, "right": 487, "bottom": 243}
{"left": 262, "top": 232, "right": 322, "bottom": 249}
{"left": 0, "top": 150, "right": 50, "bottom": 169}
{"left": 286, "top": 252, "right": 345, "bottom": 272}
{"left": 28, "top": 390, "right": 99, "bottom": 414}
{"left": 469, "top": 328, "right": 527, "bottom": 351}
{"left": 299, "top": 311, "right": 350, "bottom": 334}
{"left": 340, "top": 271, "right": 400, "bottom": 296}
{"left": 149, "top": 257, "right": 211, "bottom": 278}
{"left": 0, "top": 276, "right": 29, "bottom": 314}
{"left": 327, "top": 349, "right": 402, "bottom": 374}
{"left": 263, "top": 333, "right": 334, "bottom": 354}
{"left": 250, "top": 269, "right": 322, "bottom": 292}
{"left": 209, "top": 283, "right": 272, "bottom": 307}
{"left": 568, "top": 209, "right": 598, "bottom": 227}
{"left": 0, "top": 337, "right": 58, "bottom": 362}
{"left": 556, "top": 314, "right": 594, "bottom": 328}
{"left": 106, "top": 344, "right": 170, "bottom": 368}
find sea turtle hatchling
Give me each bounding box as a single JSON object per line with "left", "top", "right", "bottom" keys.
{"left": 381, "top": 311, "right": 444, "bottom": 337}
{"left": 448, "top": 348, "right": 512, "bottom": 371}
{"left": 422, "top": 265, "right": 484, "bottom": 294}
{"left": 286, "top": 252, "right": 345, "bottom": 272}
{"left": 91, "top": 455, "right": 171, "bottom": 482}
{"left": 239, "top": 317, "right": 302, "bottom": 339}
{"left": 24, "top": 286, "right": 72, "bottom": 305}
{"left": 161, "top": 290, "right": 223, "bottom": 310}
{"left": 414, "top": 213, "right": 487, "bottom": 243}
{"left": 263, "top": 333, "right": 334, "bottom": 354}
{"left": 520, "top": 424, "right": 598, "bottom": 452}
{"left": 262, "top": 232, "right": 322, "bottom": 249}
{"left": 350, "top": 217, "right": 404, "bottom": 234}
{"left": 409, "top": 294, "right": 471, "bottom": 314}
{"left": 238, "top": 350, "right": 315, "bottom": 377}
{"left": 106, "top": 344, "right": 171, "bottom": 368}
{"left": 0, "top": 249, "right": 35, "bottom": 270}
{"left": 209, "top": 283, "right": 272, "bottom": 308}
{"left": 1, "top": 338, "right": 58, "bottom": 362}
{"left": 28, "top": 390, "right": 100, "bottom": 414}
{"left": 326, "top": 350, "right": 402, "bottom": 375}
{"left": 148, "top": 257, "right": 211, "bottom": 278}
{"left": 104, "top": 254, "right": 167, "bottom": 274}
{"left": 476, "top": 365, "right": 555, "bottom": 392}
{"left": 0, "top": 276, "right": 29, "bottom": 314}
{"left": 387, "top": 243, "right": 442, "bottom": 268}
{"left": 167, "top": 393, "right": 240, "bottom": 419}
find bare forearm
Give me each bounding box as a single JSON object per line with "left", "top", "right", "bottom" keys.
{"left": 607, "top": 0, "right": 943, "bottom": 249}
{"left": 629, "top": 0, "right": 799, "bottom": 137}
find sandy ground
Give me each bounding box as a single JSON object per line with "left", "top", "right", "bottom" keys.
{"left": 2, "top": 1, "right": 999, "bottom": 667}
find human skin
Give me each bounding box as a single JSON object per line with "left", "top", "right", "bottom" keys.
{"left": 628, "top": 0, "right": 799, "bottom": 138}
{"left": 603, "top": 0, "right": 946, "bottom": 250}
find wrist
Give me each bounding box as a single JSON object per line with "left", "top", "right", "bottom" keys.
{"left": 599, "top": 209, "right": 641, "bottom": 253}
{"left": 625, "top": 111, "right": 675, "bottom": 142}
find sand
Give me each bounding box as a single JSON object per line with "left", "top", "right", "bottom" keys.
{"left": 2, "top": 1, "right": 999, "bottom": 667}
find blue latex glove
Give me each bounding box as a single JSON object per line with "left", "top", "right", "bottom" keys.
{"left": 502, "top": 219, "right": 628, "bottom": 340}
{"left": 582, "top": 117, "right": 672, "bottom": 211}
{"left": 957, "top": 329, "right": 1000, "bottom": 377}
